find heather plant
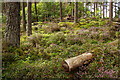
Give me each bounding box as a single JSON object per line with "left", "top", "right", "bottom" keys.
{"left": 47, "top": 32, "right": 65, "bottom": 45}
{"left": 3, "top": 15, "right": 119, "bottom": 79}
{"left": 27, "top": 33, "right": 43, "bottom": 47}
{"left": 63, "top": 44, "right": 81, "bottom": 57}
{"left": 95, "top": 67, "right": 118, "bottom": 78}
{"left": 42, "top": 23, "right": 60, "bottom": 33}
{"left": 65, "top": 33, "right": 83, "bottom": 45}
{"left": 44, "top": 43, "right": 64, "bottom": 54}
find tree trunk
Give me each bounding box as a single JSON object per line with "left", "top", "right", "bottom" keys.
{"left": 94, "top": 2, "right": 95, "bottom": 16}
{"left": 118, "top": 2, "right": 120, "bottom": 49}
{"left": 72, "top": 2, "right": 74, "bottom": 17}
{"left": 103, "top": 2, "right": 104, "bottom": 18}
{"left": 90, "top": 3, "right": 92, "bottom": 17}
{"left": 22, "top": 2, "right": 26, "bottom": 31}
{"left": 59, "top": 0, "right": 62, "bottom": 22}
{"left": 2, "top": 3, "right": 4, "bottom": 17}
{"left": 118, "top": 2, "right": 120, "bottom": 21}
{"left": 5, "top": 2, "right": 20, "bottom": 47}
{"left": 69, "top": 2, "right": 72, "bottom": 16}
{"left": 109, "top": 0, "right": 113, "bottom": 22}
{"left": 27, "top": 2, "right": 32, "bottom": 36}
{"left": 106, "top": 2, "right": 107, "bottom": 17}
{"left": 35, "top": 2, "right": 38, "bottom": 22}
{"left": 99, "top": 3, "right": 101, "bottom": 18}
{"left": 115, "top": 2, "right": 117, "bottom": 17}
{"left": 85, "top": 2, "right": 87, "bottom": 17}
{"left": 62, "top": 53, "right": 92, "bottom": 72}
{"left": 74, "top": 0, "right": 78, "bottom": 24}
{"left": 96, "top": 2, "right": 97, "bottom": 16}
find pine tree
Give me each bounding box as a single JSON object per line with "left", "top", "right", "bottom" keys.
{"left": 59, "top": 0, "right": 62, "bottom": 22}
{"left": 109, "top": 0, "right": 113, "bottom": 22}
{"left": 74, "top": 0, "right": 78, "bottom": 24}
{"left": 27, "top": 2, "right": 32, "bottom": 36}
{"left": 22, "top": 2, "right": 26, "bottom": 31}
{"left": 35, "top": 2, "right": 38, "bottom": 22}
{"left": 5, "top": 2, "right": 20, "bottom": 47}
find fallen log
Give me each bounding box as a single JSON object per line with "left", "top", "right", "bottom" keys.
{"left": 62, "top": 53, "right": 92, "bottom": 72}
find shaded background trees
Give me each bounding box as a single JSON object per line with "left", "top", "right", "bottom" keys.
{"left": 2, "top": 1, "right": 120, "bottom": 47}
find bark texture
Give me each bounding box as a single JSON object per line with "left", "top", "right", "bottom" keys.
{"left": 109, "top": 1, "right": 113, "bottom": 22}
{"left": 59, "top": 0, "right": 62, "bottom": 22}
{"left": 22, "top": 2, "right": 26, "bottom": 31}
{"left": 27, "top": 2, "right": 32, "bottom": 36}
{"left": 103, "top": 2, "right": 104, "bottom": 18}
{"left": 35, "top": 2, "right": 38, "bottom": 22}
{"left": 74, "top": 0, "right": 78, "bottom": 24}
{"left": 118, "top": 2, "right": 120, "bottom": 19}
{"left": 96, "top": 2, "right": 97, "bottom": 16}
{"left": 94, "top": 2, "right": 95, "bottom": 16}
{"left": 106, "top": 2, "right": 107, "bottom": 17}
{"left": 85, "top": 2, "right": 87, "bottom": 17}
{"left": 115, "top": 3, "right": 117, "bottom": 17}
{"left": 5, "top": 2, "right": 20, "bottom": 47}
{"left": 62, "top": 53, "right": 92, "bottom": 72}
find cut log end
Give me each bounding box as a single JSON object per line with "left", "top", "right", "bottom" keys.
{"left": 62, "top": 61, "right": 69, "bottom": 72}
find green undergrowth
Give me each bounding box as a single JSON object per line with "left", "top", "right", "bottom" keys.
{"left": 2, "top": 18, "right": 119, "bottom": 79}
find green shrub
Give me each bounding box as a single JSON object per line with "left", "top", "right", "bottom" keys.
{"left": 89, "top": 31, "right": 100, "bottom": 40}
{"left": 44, "top": 43, "right": 64, "bottom": 54}
{"left": 58, "top": 22, "right": 74, "bottom": 27}
{"left": 48, "top": 32, "right": 65, "bottom": 45}
{"left": 63, "top": 44, "right": 81, "bottom": 57}
{"left": 2, "top": 15, "right": 6, "bottom": 23}
{"left": 2, "top": 53, "right": 16, "bottom": 65}
{"left": 27, "top": 33, "right": 43, "bottom": 47}
{"left": 3, "top": 58, "right": 68, "bottom": 79}
{"left": 65, "top": 33, "right": 83, "bottom": 45}
{"left": 42, "top": 23, "right": 60, "bottom": 33}
{"left": 99, "top": 32, "right": 113, "bottom": 43}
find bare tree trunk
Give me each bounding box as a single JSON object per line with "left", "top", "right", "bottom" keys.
{"left": 109, "top": 0, "right": 113, "bottom": 22}
{"left": 90, "top": 3, "right": 92, "bottom": 17}
{"left": 72, "top": 2, "right": 74, "bottom": 17}
{"left": 96, "top": 2, "right": 97, "bottom": 16}
{"left": 85, "top": 2, "right": 87, "bottom": 17}
{"left": 94, "top": 2, "right": 95, "bottom": 16}
{"left": 103, "top": 2, "right": 104, "bottom": 18}
{"left": 35, "top": 2, "right": 38, "bottom": 22}
{"left": 115, "top": 2, "right": 117, "bottom": 17}
{"left": 74, "top": 0, "right": 78, "bottom": 24}
{"left": 70, "top": 2, "right": 72, "bottom": 16}
{"left": 106, "top": 2, "right": 107, "bottom": 17}
{"left": 22, "top": 2, "right": 26, "bottom": 31}
{"left": 5, "top": 2, "right": 20, "bottom": 47}
{"left": 118, "top": 2, "right": 120, "bottom": 21}
{"left": 27, "top": 2, "right": 32, "bottom": 36}
{"left": 2, "top": 3, "right": 4, "bottom": 17}
{"left": 59, "top": 0, "right": 62, "bottom": 22}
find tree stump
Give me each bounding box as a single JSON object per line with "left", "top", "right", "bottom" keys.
{"left": 62, "top": 53, "right": 92, "bottom": 72}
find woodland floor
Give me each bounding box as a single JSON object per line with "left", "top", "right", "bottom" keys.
{"left": 2, "top": 17, "right": 119, "bottom": 79}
